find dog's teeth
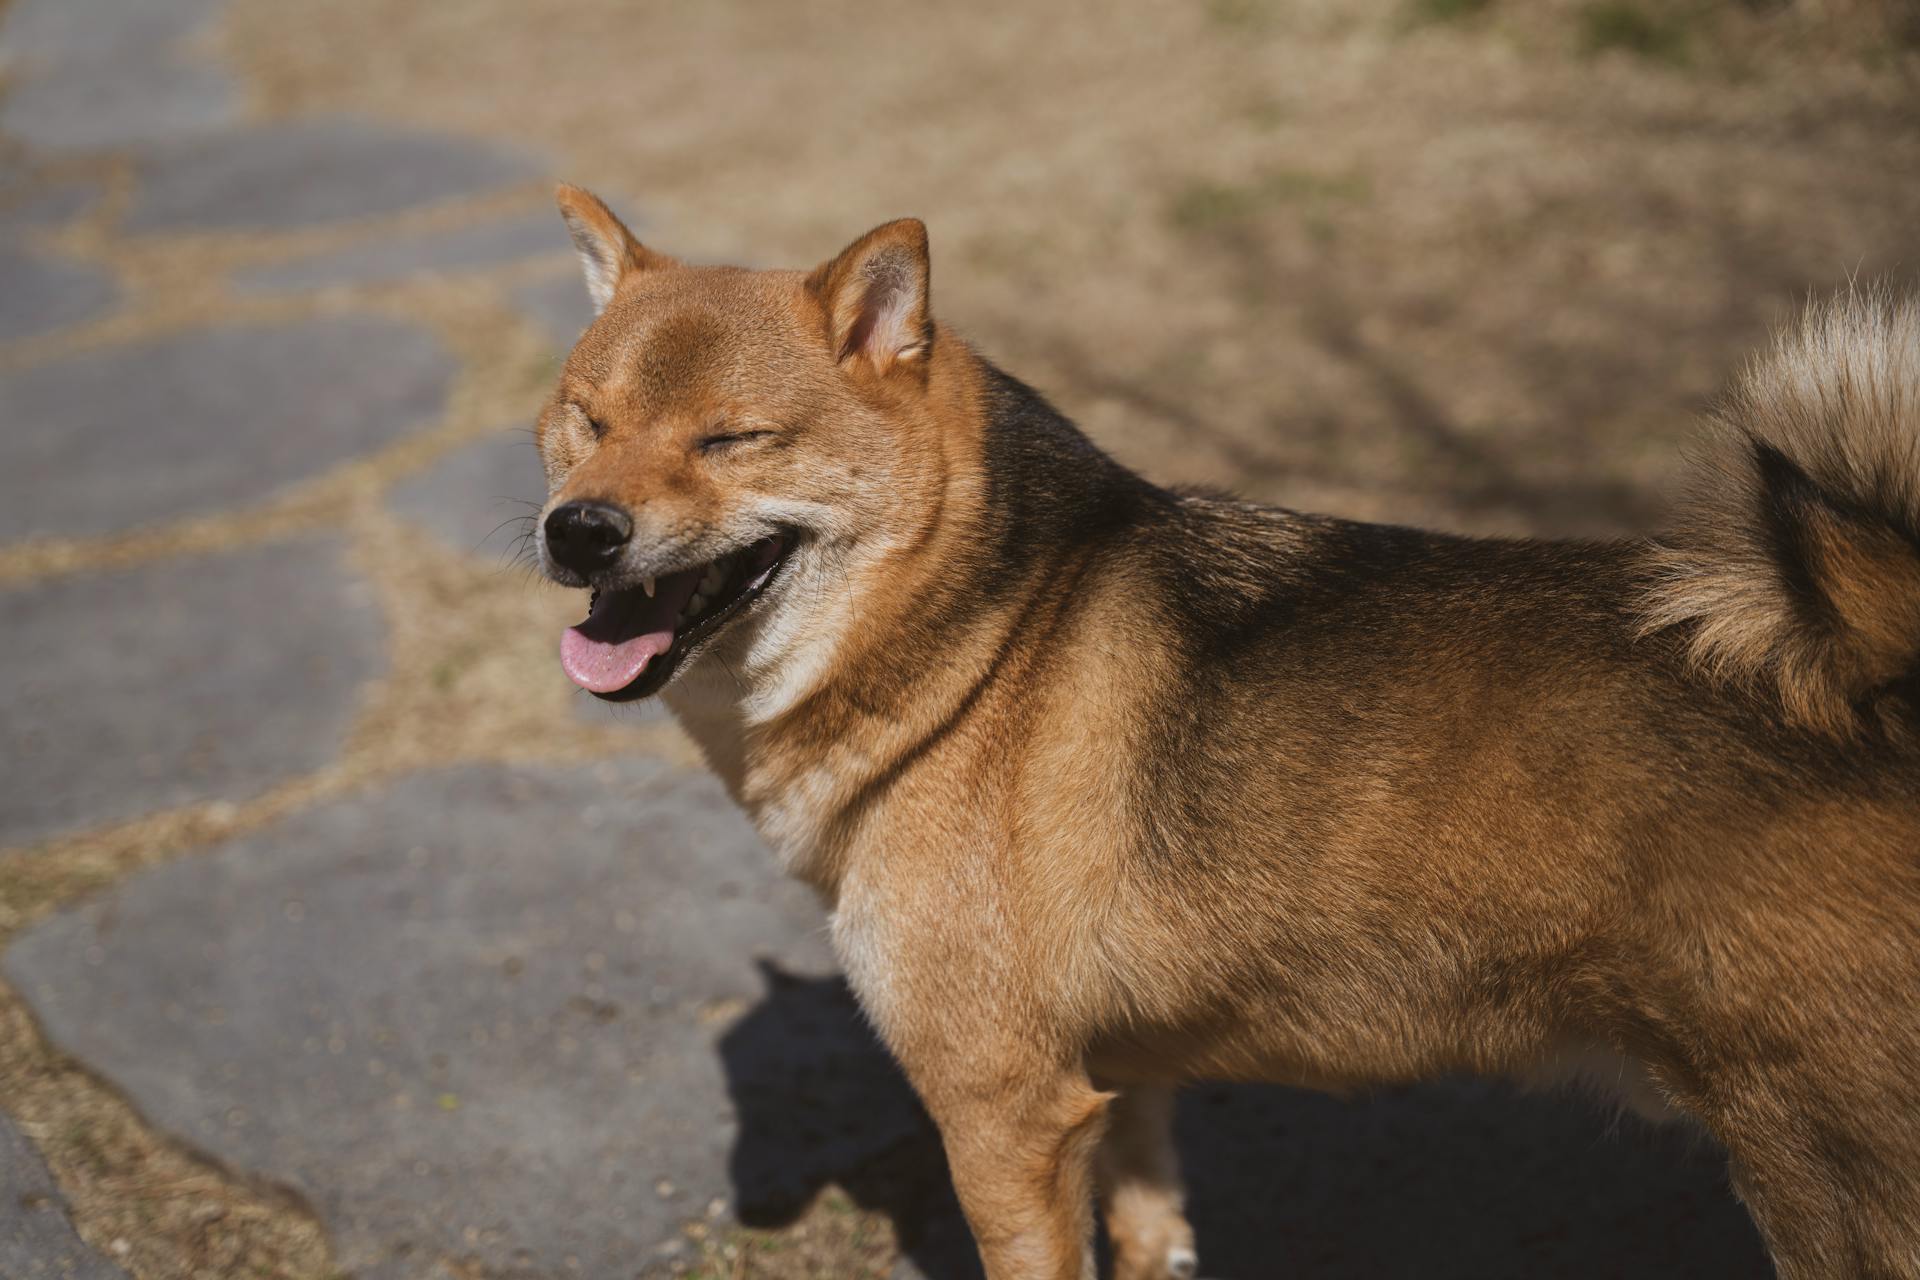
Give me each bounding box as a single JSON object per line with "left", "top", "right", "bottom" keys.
{"left": 642, "top": 576, "right": 656, "bottom": 598}
{"left": 700, "top": 562, "right": 726, "bottom": 593}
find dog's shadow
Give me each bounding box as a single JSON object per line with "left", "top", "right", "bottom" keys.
{"left": 719, "top": 965, "right": 1771, "bottom": 1279}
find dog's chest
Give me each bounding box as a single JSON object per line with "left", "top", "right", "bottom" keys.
{"left": 748, "top": 759, "right": 848, "bottom": 873}
{"left": 825, "top": 885, "right": 907, "bottom": 1043}
{"left": 665, "top": 695, "right": 852, "bottom": 875}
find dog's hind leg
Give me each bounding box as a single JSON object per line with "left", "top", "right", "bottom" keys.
{"left": 1724, "top": 1129, "right": 1920, "bottom": 1279}
{"left": 1709, "top": 1058, "right": 1920, "bottom": 1279}
{"left": 1095, "top": 1085, "right": 1198, "bottom": 1280}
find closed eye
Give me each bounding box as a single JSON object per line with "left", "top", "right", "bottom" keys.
{"left": 697, "top": 429, "right": 779, "bottom": 454}
{"left": 566, "top": 403, "right": 606, "bottom": 439}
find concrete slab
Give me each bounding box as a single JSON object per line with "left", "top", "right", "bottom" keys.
{"left": 3, "top": 55, "right": 237, "bottom": 153}
{"left": 233, "top": 211, "right": 567, "bottom": 294}
{"left": 0, "top": 244, "right": 118, "bottom": 341}
{"left": 0, "top": 1111, "right": 132, "bottom": 1279}
{"left": 380, "top": 433, "right": 676, "bottom": 733}
{"left": 0, "top": 0, "right": 236, "bottom": 151}
{"left": 511, "top": 271, "right": 596, "bottom": 352}
{"left": 386, "top": 429, "right": 544, "bottom": 560}
{"left": 0, "top": 179, "right": 103, "bottom": 232}
{"left": 0, "top": 537, "right": 383, "bottom": 848}
{"left": 125, "top": 119, "right": 541, "bottom": 233}
{"left": 0, "top": 315, "right": 454, "bottom": 540}
{"left": 0, "top": 0, "right": 225, "bottom": 62}
{"left": 4, "top": 761, "right": 851, "bottom": 1277}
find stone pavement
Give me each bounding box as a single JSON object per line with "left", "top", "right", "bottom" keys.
{"left": 0, "top": 1113, "right": 130, "bottom": 1280}
{"left": 0, "top": 1, "right": 1773, "bottom": 1277}
{"left": 3, "top": 763, "right": 865, "bottom": 1279}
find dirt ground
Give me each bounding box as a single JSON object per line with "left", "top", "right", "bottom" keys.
{"left": 232, "top": 0, "right": 1920, "bottom": 542}
{"left": 6, "top": 1, "right": 1919, "bottom": 1276}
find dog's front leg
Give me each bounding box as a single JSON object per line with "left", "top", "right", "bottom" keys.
{"left": 913, "top": 1063, "right": 1115, "bottom": 1280}
{"left": 1096, "top": 1085, "right": 1198, "bottom": 1280}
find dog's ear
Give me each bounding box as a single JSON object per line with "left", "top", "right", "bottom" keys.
{"left": 554, "top": 183, "right": 675, "bottom": 313}
{"left": 808, "top": 218, "right": 931, "bottom": 378}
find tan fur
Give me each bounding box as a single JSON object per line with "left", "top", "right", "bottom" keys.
{"left": 1644, "top": 289, "right": 1920, "bottom": 739}
{"left": 533, "top": 192, "right": 1920, "bottom": 1279}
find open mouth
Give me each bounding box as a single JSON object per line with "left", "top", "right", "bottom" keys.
{"left": 559, "top": 533, "right": 791, "bottom": 701}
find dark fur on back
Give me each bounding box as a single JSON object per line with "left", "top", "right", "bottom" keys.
{"left": 965, "top": 293, "right": 1920, "bottom": 758}
{"left": 974, "top": 362, "right": 1170, "bottom": 585}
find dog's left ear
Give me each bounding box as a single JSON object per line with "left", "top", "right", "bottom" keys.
{"left": 808, "top": 218, "right": 931, "bottom": 378}
{"left": 554, "top": 183, "right": 676, "bottom": 314}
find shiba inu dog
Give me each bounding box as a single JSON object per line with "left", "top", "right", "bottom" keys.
{"left": 531, "top": 185, "right": 1920, "bottom": 1280}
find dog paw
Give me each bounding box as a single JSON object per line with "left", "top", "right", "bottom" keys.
{"left": 1112, "top": 1231, "right": 1201, "bottom": 1280}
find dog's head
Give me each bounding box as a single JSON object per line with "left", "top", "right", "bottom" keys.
{"left": 534, "top": 186, "right": 954, "bottom": 711}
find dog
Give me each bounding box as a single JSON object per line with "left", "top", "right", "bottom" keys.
{"left": 530, "top": 184, "right": 1920, "bottom": 1280}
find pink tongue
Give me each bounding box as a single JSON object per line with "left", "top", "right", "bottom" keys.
{"left": 559, "top": 573, "right": 700, "bottom": 693}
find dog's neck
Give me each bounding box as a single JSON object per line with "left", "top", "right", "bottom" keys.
{"left": 666, "top": 343, "right": 1151, "bottom": 896}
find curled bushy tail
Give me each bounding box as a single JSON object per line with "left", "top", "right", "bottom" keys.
{"left": 1644, "top": 288, "right": 1920, "bottom": 738}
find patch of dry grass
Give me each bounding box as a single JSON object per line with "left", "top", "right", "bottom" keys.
{"left": 673, "top": 1191, "right": 897, "bottom": 1280}
{"left": 232, "top": 0, "right": 1917, "bottom": 540}
{"left": 0, "top": 972, "right": 336, "bottom": 1279}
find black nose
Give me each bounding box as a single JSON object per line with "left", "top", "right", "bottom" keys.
{"left": 544, "top": 500, "right": 633, "bottom": 576}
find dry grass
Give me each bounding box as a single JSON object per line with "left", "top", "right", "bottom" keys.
{"left": 0, "top": 988, "right": 337, "bottom": 1280}
{"left": 671, "top": 1191, "right": 898, "bottom": 1280}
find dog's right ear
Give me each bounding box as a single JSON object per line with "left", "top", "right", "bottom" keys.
{"left": 808, "top": 218, "right": 931, "bottom": 380}
{"left": 554, "top": 183, "right": 675, "bottom": 314}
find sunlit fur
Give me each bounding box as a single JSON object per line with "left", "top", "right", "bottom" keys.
{"left": 1645, "top": 288, "right": 1920, "bottom": 740}
{"left": 534, "top": 187, "right": 1920, "bottom": 1280}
